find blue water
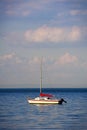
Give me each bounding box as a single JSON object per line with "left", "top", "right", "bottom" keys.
{"left": 0, "top": 88, "right": 87, "bottom": 130}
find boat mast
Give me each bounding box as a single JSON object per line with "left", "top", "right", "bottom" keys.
{"left": 40, "top": 58, "right": 42, "bottom": 93}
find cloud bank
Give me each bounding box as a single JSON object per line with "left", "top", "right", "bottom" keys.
{"left": 0, "top": 52, "right": 87, "bottom": 85}
{"left": 1, "top": 25, "right": 86, "bottom": 48}
{"left": 55, "top": 53, "right": 78, "bottom": 65}
{"left": 25, "top": 26, "right": 81, "bottom": 43}
{"left": 0, "top": 52, "right": 81, "bottom": 67}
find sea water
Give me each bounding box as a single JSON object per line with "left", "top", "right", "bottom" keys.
{"left": 0, "top": 88, "right": 87, "bottom": 130}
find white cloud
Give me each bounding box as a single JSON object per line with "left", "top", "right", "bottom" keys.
{"left": 22, "top": 10, "right": 30, "bottom": 16}
{"left": 0, "top": 53, "right": 22, "bottom": 65}
{"left": 0, "top": 53, "right": 15, "bottom": 61}
{"left": 70, "top": 10, "right": 87, "bottom": 16}
{"left": 29, "top": 57, "right": 40, "bottom": 65}
{"left": 25, "top": 26, "right": 81, "bottom": 43}
{"left": 5, "top": 0, "right": 52, "bottom": 17}
{"left": 57, "top": 53, "right": 78, "bottom": 65}
{"left": 68, "top": 27, "right": 81, "bottom": 41}
{"left": 6, "top": 1, "right": 31, "bottom": 17}
{"left": 2, "top": 26, "right": 86, "bottom": 47}
{"left": 0, "top": 52, "right": 84, "bottom": 71}
{"left": 6, "top": 10, "right": 30, "bottom": 17}
{"left": 49, "top": 53, "right": 78, "bottom": 69}
{"left": 26, "top": 54, "right": 79, "bottom": 72}
{"left": 0, "top": 53, "right": 87, "bottom": 85}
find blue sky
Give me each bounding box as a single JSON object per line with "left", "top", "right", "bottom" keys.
{"left": 0, "top": 0, "right": 87, "bottom": 88}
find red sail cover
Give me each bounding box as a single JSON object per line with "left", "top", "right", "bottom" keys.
{"left": 40, "top": 93, "right": 53, "bottom": 98}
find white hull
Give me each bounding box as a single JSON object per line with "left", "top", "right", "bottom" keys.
{"left": 28, "top": 99, "right": 60, "bottom": 104}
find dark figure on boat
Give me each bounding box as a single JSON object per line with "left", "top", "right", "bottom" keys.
{"left": 59, "top": 98, "right": 67, "bottom": 104}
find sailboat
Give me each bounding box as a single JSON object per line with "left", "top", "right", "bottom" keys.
{"left": 28, "top": 59, "right": 67, "bottom": 105}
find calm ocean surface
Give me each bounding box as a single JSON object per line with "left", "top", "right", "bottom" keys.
{"left": 0, "top": 88, "right": 87, "bottom": 130}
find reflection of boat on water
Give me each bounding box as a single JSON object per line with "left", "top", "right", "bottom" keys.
{"left": 28, "top": 58, "right": 67, "bottom": 105}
